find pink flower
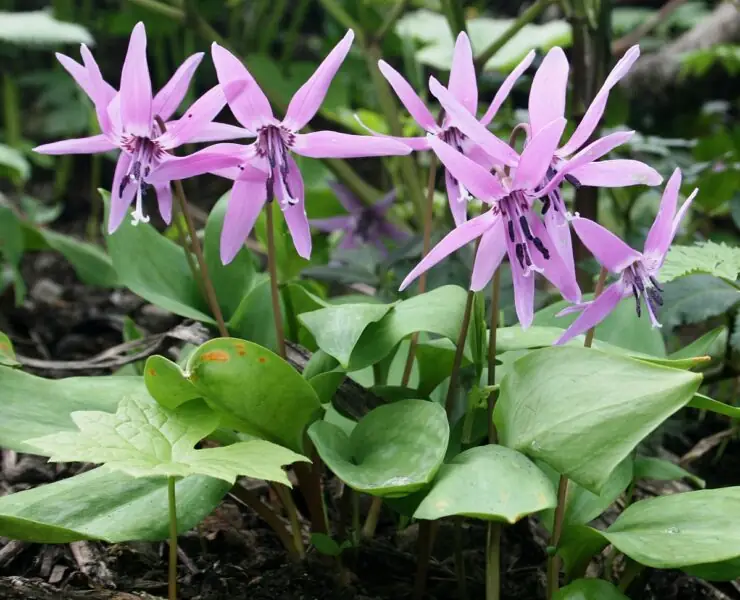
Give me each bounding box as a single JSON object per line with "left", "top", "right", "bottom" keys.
{"left": 34, "top": 22, "right": 247, "bottom": 232}
{"left": 555, "top": 169, "right": 698, "bottom": 345}
{"left": 154, "top": 30, "right": 412, "bottom": 264}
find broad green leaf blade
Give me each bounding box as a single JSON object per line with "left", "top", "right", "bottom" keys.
{"left": 0, "top": 366, "right": 142, "bottom": 454}
{"left": 0, "top": 10, "right": 93, "bottom": 46}
{"left": 299, "top": 302, "right": 394, "bottom": 367}
{"left": 349, "top": 285, "right": 471, "bottom": 370}
{"left": 604, "top": 488, "right": 740, "bottom": 568}
{"left": 534, "top": 296, "right": 666, "bottom": 356}
{"left": 669, "top": 327, "right": 723, "bottom": 360}
{"left": 39, "top": 228, "right": 118, "bottom": 287}
{"left": 495, "top": 347, "right": 702, "bottom": 494}
{"left": 558, "top": 526, "right": 608, "bottom": 580}
{"left": 186, "top": 338, "right": 323, "bottom": 453}
{"left": 204, "top": 192, "right": 256, "bottom": 320}
{"left": 308, "top": 399, "right": 449, "bottom": 497}
{"left": 102, "top": 190, "right": 213, "bottom": 323}
{"left": 144, "top": 355, "right": 201, "bottom": 410}
{"left": 28, "top": 395, "right": 306, "bottom": 485}
{"left": 0, "top": 331, "right": 19, "bottom": 367}
{"left": 413, "top": 445, "right": 556, "bottom": 523}
{"left": 661, "top": 275, "right": 740, "bottom": 328}
{"left": 634, "top": 457, "right": 705, "bottom": 489}
{"left": 0, "top": 467, "right": 229, "bottom": 543}
{"left": 661, "top": 241, "right": 740, "bottom": 283}
{"left": 227, "top": 277, "right": 279, "bottom": 351}
{"left": 553, "top": 579, "right": 628, "bottom": 600}
{"left": 416, "top": 338, "right": 471, "bottom": 397}
{"left": 688, "top": 393, "right": 740, "bottom": 419}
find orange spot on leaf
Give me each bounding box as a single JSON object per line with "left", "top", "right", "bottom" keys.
{"left": 200, "top": 350, "right": 230, "bottom": 362}
{"left": 258, "top": 357, "right": 267, "bottom": 364}
{"left": 148, "top": 368, "right": 157, "bottom": 377}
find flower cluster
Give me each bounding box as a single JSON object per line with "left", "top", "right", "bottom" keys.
{"left": 36, "top": 24, "right": 697, "bottom": 340}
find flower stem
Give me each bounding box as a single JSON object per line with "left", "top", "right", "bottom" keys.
{"left": 413, "top": 520, "right": 438, "bottom": 600}
{"left": 547, "top": 266, "right": 609, "bottom": 597}
{"left": 486, "top": 521, "right": 502, "bottom": 600}
{"left": 445, "top": 289, "right": 476, "bottom": 418}
{"left": 362, "top": 496, "right": 383, "bottom": 538}
{"left": 374, "top": 0, "right": 411, "bottom": 42}
{"left": 275, "top": 483, "right": 306, "bottom": 559}
{"left": 454, "top": 517, "right": 469, "bottom": 600}
{"left": 167, "top": 476, "right": 178, "bottom": 600}
{"left": 401, "top": 153, "right": 439, "bottom": 386}
{"left": 265, "top": 202, "right": 287, "bottom": 358}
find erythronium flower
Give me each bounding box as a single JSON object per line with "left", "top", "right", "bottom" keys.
{"left": 399, "top": 122, "right": 581, "bottom": 328}
{"left": 554, "top": 168, "right": 697, "bottom": 345}
{"left": 310, "top": 182, "right": 407, "bottom": 254}
{"left": 34, "top": 22, "right": 248, "bottom": 232}
{"left": 363, "top": 32, "right": 530, "bottom": 226}
{"left": 171, "top": 30, "right": 412, "bottom": 264}
{"left": 526, "top": 46, "right": 662, "bottom": 272}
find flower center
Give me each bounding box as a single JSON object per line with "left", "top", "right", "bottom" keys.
{"left": 120, "top": 135, "right": 164, "bottom": 225}
{"left": 540, "top": 164, "right": 581, "bottom": 216}
{"left": 256, "top": 124, "right": 297, "bottom": 206}
{"left": 495, "top": 190, "right": 550, "bottom": 273}
{"left": 439, "top": 127, "right": 470, "bottom": 203}
{"left": 622, "top": 261, "right": 664, "bottom": 327}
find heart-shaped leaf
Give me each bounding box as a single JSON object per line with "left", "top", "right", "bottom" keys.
{"left": 37, "top": 228, "right": 118, "bottom": 287}
{"left": 308, "top": 399, "right": 448, "bottom": 497}
{"left": 604, "top": 488, "right": 740, "bottom": 568}
{"left": 413, "top": 445, "right": 556, "bottom": 523}
{"left": 553, "top": 579, "right": 628, "bottom": 600}
{"left": 27, "top": 395, "right": 307, "bottom": 485}
{"left": 0, "top": 467, "right": 229, "bottom": 543}
{"left": 186, "top": 338, "right": 323, "bottom": 453}
{"left": 495, "top": 347, "right": 701, "bottom": 493}
{"left": 144, "top": 355, "right": 201, "bottom": 410}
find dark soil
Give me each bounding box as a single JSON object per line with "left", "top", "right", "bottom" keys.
{"left": 1, "top": 246, "right": 740, "bottom": 600}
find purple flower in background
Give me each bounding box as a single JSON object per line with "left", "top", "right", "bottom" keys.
{"left": 310, "top": 183, "right": 408, "bottom": 254}
{"left": 34, "top": 22, "right": 247, "bottom": 232}
{"left": 365, "top": 32, "right": 531, "bottom": 225}
{"left": 527, "top": 46, "right": 662, "bottom": 272}
{"left": 399, "top": 123, "right": 581, "bottom": 329}
{"left": 154, "top": 30, "right": 412, "bottom": 264}
{"left": 555, "top": 169, "right": 697, "bottom": 345}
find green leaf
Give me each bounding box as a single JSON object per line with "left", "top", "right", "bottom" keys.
{"left": 204, "top": 191, "right": 256, "bottom": 320}
{"left": 558, "top": 526, "right": 609, "bottom": 580}
{"left": 604, "top": 488, "right": 740, "bottom": 568}
{"left": 669, "top": 327, "right": 723, "bottom": 360}
{"left": 634, "top": 457, "right": 705, "bottom": 488}
{"left": 144, "top": 355, "right": 201, "bottom": 409}
{"left": 661, "top": 275, "right": 740, "bottom": 328}
{"left": 0, "top": 205, "right": 26, "bottom": 305}
{"left": 495, "top": 347, "right": 702, "bottom": 493}
{"left": 299, "top": 302, "right": 395, "bottom": 368}
{"left": 413, "top": 445, "right": 556, "bottom": 523}
{"left": 28, "top": 395, "right": 306, "bottom": 485}
{"left": 0, "top": 143, "right": 29, "bottom": 180}
{"left": 553, "top": 579, "right": 628, "bottom": 600}
{"left": 308, "top": 399, "right": 449, "bottom": 497}
{"left": 185, "top": 338, "right": 323, "bottom": 453}
{"left": 0, "top": 10, "right": 93, "bottom": 46}
{"left": 349, "top": 285, "right": 471, "bottom": 370}
{"left": 227, "top": 277, "right": 279, "bottom": 351}
{"left": 416, "top": 338, "right": 471, "bottom": 397}
{"left": 0, "top": 331, "right": 19, "bottom": 367}
{"left": 688, "top": 392, "right": 740, "bottom": 419}
{"left": 661, "top": 242, "right": 740, "bottom": 283}
{"left": 0, "top": 365, "right": 143, "bottom": 454}
{"left": 683, "top": 557, "right": 740, "bottom": 582}
{"left": 0, "top": 467, "right": 229, "bottom": 543}
{"left": 310, "top": 533, "right": 343, "bottom": 557}
{"left": 37, "top": 228, "right": 118, "bottom": 287}
{"left": 102, "top": 190, "right": 213, "bottom": 323}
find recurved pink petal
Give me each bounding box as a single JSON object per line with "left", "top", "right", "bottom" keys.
{"left": 530, "top": 212, "right": 580, "bottom": 303}
{"left": 221, "top": 177, "right": 268, "bottom": 265}
{"left": 34, "top": 134, "right": 116, "bottom": 155}
{"left": 429, "top": 77, "right": 519, "bottom": 166}
{"left": 79, "top": 44, "right": 116, "bottom": 136}
{"left": 291, "top": 131, "right": 411, "bottom": 158}
{"left": 513, "top": 117, "right": 566, "bottom": 191}
{"left": 448, "top": 32, "right": 478, "bottom": 115}
{"left": 211, "top": 43, "right": 273, "bottom": 131}
{"left": 178, "top": 122, "right": 253, "bottom": 144}
{"left": 480, "top": 50, "right": 535, "bottom": 126}
{"left": 470, "top": 218, "right": 506, "bottom": 291}
{"left": 558, "top": 46, "right": 640, "bottom": 156}
{"left": 154, "top": 183, "right": 173, "bottom": 224}
{"left": 554, "top": 282, "right": 625, "bottom": 345}
{"left": 528, "top": 47, "right": 568, "bottom": 135}
{"left": 643, "top": 168, "right": 680, "bottom": 257}
{"left": 428, "top": 135, "right": 505, "bottom": 202}
{"left": 153, "top": 53, "right": 204, "bottom": 122}
{"left": 567, "top": 159, "right": 662, "bottom": 188}
{"left": 572, "top": 217, "right": 642, "bottom": 274}
{"left": 108, "top": 153, "right": 136, "bottom": 233}
{"left": 276, "top": 156, "right": 311, "bottom": 259}
{"left": 378, "top": 60, "right": 437, "bottom": 131}
{"left": 146, "top": 147, "right": 245, "bottom": 184}
{"left": 445, "top": 169, "right": 469, "bottom": 227}
{"left": 544, "top": 203, "right": 575, "bottom": 274}
{"left": 399, "top": 210, "right": 496, "bottom": 291}
{"left": 284, "top": 30, "right": 354, "bottom": 131}
{"left": 119, "top": 22, "right": 153, "bottom": 137}
{"left": 668, "top": 187, "right": 698, "bottom": 252}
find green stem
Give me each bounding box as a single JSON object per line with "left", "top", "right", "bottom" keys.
{"left": 441, "top": 0, "right": 468, "bottom": 36}
{"left": 127, "top": 0, "right": 183, "bottom": 19}
{"left": 265, "top": 202, "right": 287, "bottom": 358}
{"left": 618, "top": 558, "right": 644, "bottom": 592}
{"left": 363, "top": 496, "right": 383, "bottom": 538}
{"left": 486, "top": 522, "right": 502, "bottom": 600}
{"left": 86, "top": 152, "right": 102, "bottom": 241}
{"left": 547, "top": 266, "right": 608, "bottom": 598}
{"left": 474, "top": 0, "right": 553, "bottom": 71}
{"left": 374, "top": 0, "right": 411, "bottom": 41}
{"left": 167, "top": 476, "right": 178, "bottom": 600}
{"left": 413, "top": 521, "right": 437, "bottom": 600}
{"left": 275, "top": 484, "right": 306, "bottom": 559}
{"left": 259, "top": 0, "right": 289, "bottom": 53}
{"left": 280, "top": 0, "right": 311, "bottom": 62}
{"left": 454, "top": 517, "right": 468, "bottom": 600}
{"left": 445, "top": 290, "right": 476, "bottom": 419}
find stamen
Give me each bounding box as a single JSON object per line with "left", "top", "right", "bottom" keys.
{"left": 565, "top": 174, "right": 582, "bottom": 188}
{"left": 519, "top": 215, "right": 533, "bottom": 240}
{"left": 649, "top": 275, "right": 663, "bottom": 292}
{"left": 515, "top": 244, "right": 526, "bottom": 270}
{"left": 647, "top": 286, "right": 664, "bottom": 307}
{"left": 508, "top": 220, "right": 515, "bottom": 242}
{"left": 631, "top": 284, "right": 642, "bottom": 318}
{"left": 532, "top": 237, "right": 550, "bottom": 260}
{"left": 542, "top": 196, "right": 551, "bottom": 215}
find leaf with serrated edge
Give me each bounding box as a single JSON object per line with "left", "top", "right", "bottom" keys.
{"left": 661, "top": 241, "right": 740, "bottom": 283}
{"left": 27, "top": 395, "right": 308, "bottom": 485}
